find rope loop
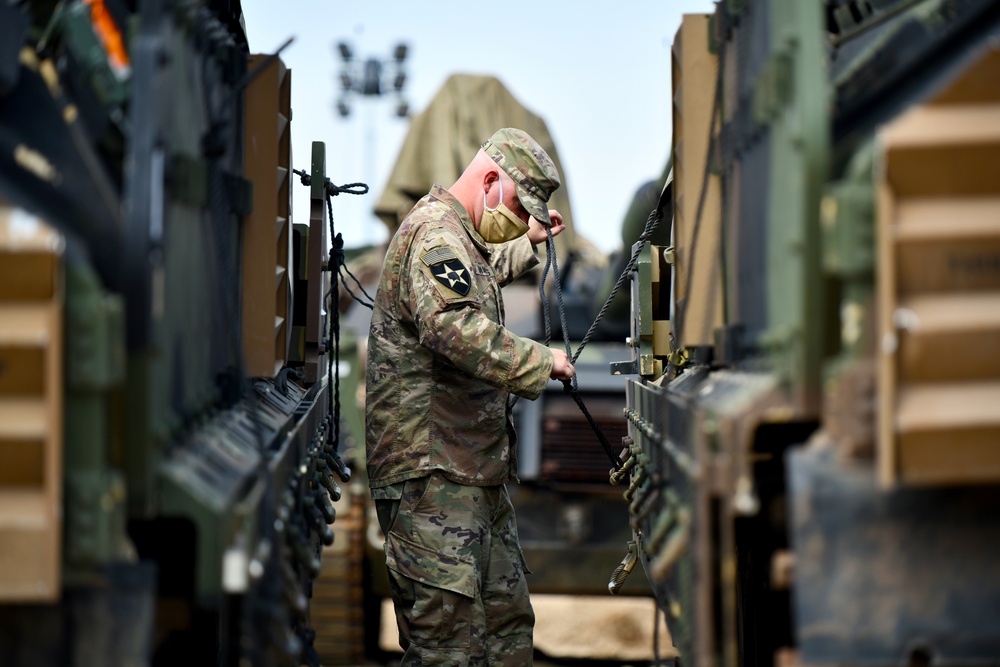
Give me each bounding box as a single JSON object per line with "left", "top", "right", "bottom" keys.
{"left": 327, "top": 181, "right": 369, "bottom": 197}
{"left": 290, "top": 169, "right": 369, "bottom": 197}
{"left": 292, "top": 168, "right": 311, "bottom": 186}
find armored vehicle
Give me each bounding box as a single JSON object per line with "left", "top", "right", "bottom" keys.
{"left": 0, "top": 1, "right": 359, "bottom": 664}
{"left": 614, "top": 1, "right": 1000, "bottom": 666}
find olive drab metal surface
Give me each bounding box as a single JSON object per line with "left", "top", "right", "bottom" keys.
{"left": 619, "top": 2, "right": 1000, "bottom": 667}
{"left": 0, "top": 1, "right": 359, "bottom": 665}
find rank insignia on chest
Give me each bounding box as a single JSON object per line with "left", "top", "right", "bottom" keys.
{"left": 421, "top": 247, "right": 472, "bottom": 296}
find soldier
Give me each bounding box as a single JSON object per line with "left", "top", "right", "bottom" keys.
{"left": 366, "top": 128, "right": 575, "bottom": 666}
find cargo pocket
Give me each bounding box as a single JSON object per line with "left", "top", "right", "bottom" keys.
{"left": 517, "top": 544, "right": 533, "bottom": 576}
{"left": 500, "top": 485, "right": 531, "bottom": 576}
{"left": 384, "top": 531, "right": 477, "bottom": 650}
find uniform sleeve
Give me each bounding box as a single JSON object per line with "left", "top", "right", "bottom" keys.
{"left": 403, "top": 228, "right": 553, "bottom": 400}
{"left": 487, "top": 235, "right": 540, "bottom": 287}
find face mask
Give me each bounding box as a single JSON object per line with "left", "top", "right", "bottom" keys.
{"left": 480, "top": 177, "right": 529, "bottom": 243}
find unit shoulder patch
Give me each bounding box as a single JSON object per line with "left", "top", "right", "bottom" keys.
{"left": 429, "top": 258, "right": 471, "bottom": 296}
{"left": 420, "top": 246, "right": 471, "bottom": 297}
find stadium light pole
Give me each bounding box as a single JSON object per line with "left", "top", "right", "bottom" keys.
{"left": 334, "top": 40, "right": 410, "bottom": 119}
{"left": 334, "top": 41, "right": 410, "bottom": 245}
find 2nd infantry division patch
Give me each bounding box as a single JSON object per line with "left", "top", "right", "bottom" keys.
{"left": 421, "top": 247, "right": 471, "bottom": 296}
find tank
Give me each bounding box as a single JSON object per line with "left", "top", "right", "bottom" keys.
{"left": 615, "top": 1, "right": 1000, "bottom": 666}
{"left": 0, "top": 1, "right": 357, "bottom": 665}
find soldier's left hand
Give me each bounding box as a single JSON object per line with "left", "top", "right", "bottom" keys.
{"left": 527, "top": 209, "right": 565, "bottom": 245}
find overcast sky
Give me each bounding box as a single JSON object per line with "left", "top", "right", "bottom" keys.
{"left": 241, "top": 1, "right": 717, "bottom": 251}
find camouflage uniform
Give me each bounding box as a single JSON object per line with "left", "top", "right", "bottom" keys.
{"left": 366, "top": 129, "right": 561, "bottom": 666}
{"left": 374, "top": 473, "right": 534, "bottom": 666}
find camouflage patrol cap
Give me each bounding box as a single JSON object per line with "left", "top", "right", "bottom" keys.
{"left": 482, "top": 128, "right": 561, "bottom": 226}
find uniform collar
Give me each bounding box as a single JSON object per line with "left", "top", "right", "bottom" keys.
{"left": 430, "top": 183, "right": 491, "bottom": 256}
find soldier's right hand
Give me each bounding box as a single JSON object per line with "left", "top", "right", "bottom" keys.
{"left": 550, "top": 349, "right": 575, "bottom": 380}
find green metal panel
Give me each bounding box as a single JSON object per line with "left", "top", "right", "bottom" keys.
{"left": 822, "top": 141, "right": 876, "bottom": 363}
{"left": 764, "top": 0, "right": 829, "bottom": 409}
{"left": 63, "top": 259, "right": 129, "bottom": 571}
{"left": 636, "top": 242, "right": 657, "bottom": 377}
{"left": 122, "top": 14, "right": 243, "bottom": 514}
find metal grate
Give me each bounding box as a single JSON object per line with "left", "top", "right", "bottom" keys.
{"left": 540, "top": 394, "right": 628, "bottom": 483}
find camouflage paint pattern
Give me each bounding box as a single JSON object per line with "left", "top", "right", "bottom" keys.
{"left": 366, "top": 184, "right": 553, "bottom": 490}
{"left": 482, "top": 128, "right": 561, "bottom": 227}
{"left": 376, "top": 473, "right": 534, "bottom": 666}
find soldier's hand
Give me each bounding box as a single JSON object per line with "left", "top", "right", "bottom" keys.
{"left": 550, "top": 349, "right": 575, "bottom": 380}
{"left": 527, "top": 209, "right": 565, "bottom": 245}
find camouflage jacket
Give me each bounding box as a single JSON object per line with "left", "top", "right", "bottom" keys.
{"left": 366, "top": 184, "right": 554, "bottom": 489}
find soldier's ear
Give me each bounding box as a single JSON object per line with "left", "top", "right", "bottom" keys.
{"left": 482, "top": 169, "right": 499, "bottom": 193}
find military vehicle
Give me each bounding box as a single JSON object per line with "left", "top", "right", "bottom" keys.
{"left": 612, "top": 1, "right": 1000, "bottom": 666}
{"left": 0, "top": 1, "right": 362, "bottom": 665}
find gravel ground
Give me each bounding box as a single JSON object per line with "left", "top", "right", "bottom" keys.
{"left": 532, "top": 594, "right": 676, "bottom": 662}
{"left": 377, "top": 594, "right": 677, "bottom": 664}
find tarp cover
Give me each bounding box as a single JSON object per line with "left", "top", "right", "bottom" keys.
{"left": 374, "top": 73, "right": 580, "bottom": 258}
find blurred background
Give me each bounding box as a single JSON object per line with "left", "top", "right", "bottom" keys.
{"left": 240, "top": 0, "right": 715, "bottom": 253}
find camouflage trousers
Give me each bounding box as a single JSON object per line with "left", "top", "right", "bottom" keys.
{"left": 375, "top": 472, "right": 534, "bottom": 666}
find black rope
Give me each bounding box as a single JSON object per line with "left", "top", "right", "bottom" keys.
{"left": 292, "top": 166, "right": 371, "bottom": 456}
{"left": 329, "top": 228, "right": 341, "bottom": 454}
{"left": 565, "top": 380, "right": 624, "bottom": 468}
{"left": 538, "top": 236, "right": 554, "bottom": 347}
{"left": 324, "top": 184, "right": 375, "bottom": 316}
{"left": 336, "top": 268, "right": 374, "bottom": 310}
{"left": 292, "top": 168, "right": 374, "bottom": 314}
{"left": 338, "top": 264, "right": 374, "bottom": 310}
{"left": 292, "top": 168, "right": 369, "bottom": 198}
{"left": 539, "top": 227, "right": 625, "bottom": 471}
{"left": 532, "top": 204, "right": 664, "bottom": 472}
{"left": 546, "top": 229, "right": 574, "bottom": 369}
{"left": 329, "top": 182, "right": 369, "bottom": 197}
{"left": 324, "top": 195, "right": 360, "bottom": 455}
{"left": 571, "top": 206, "right": 664, "bottom": 364}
